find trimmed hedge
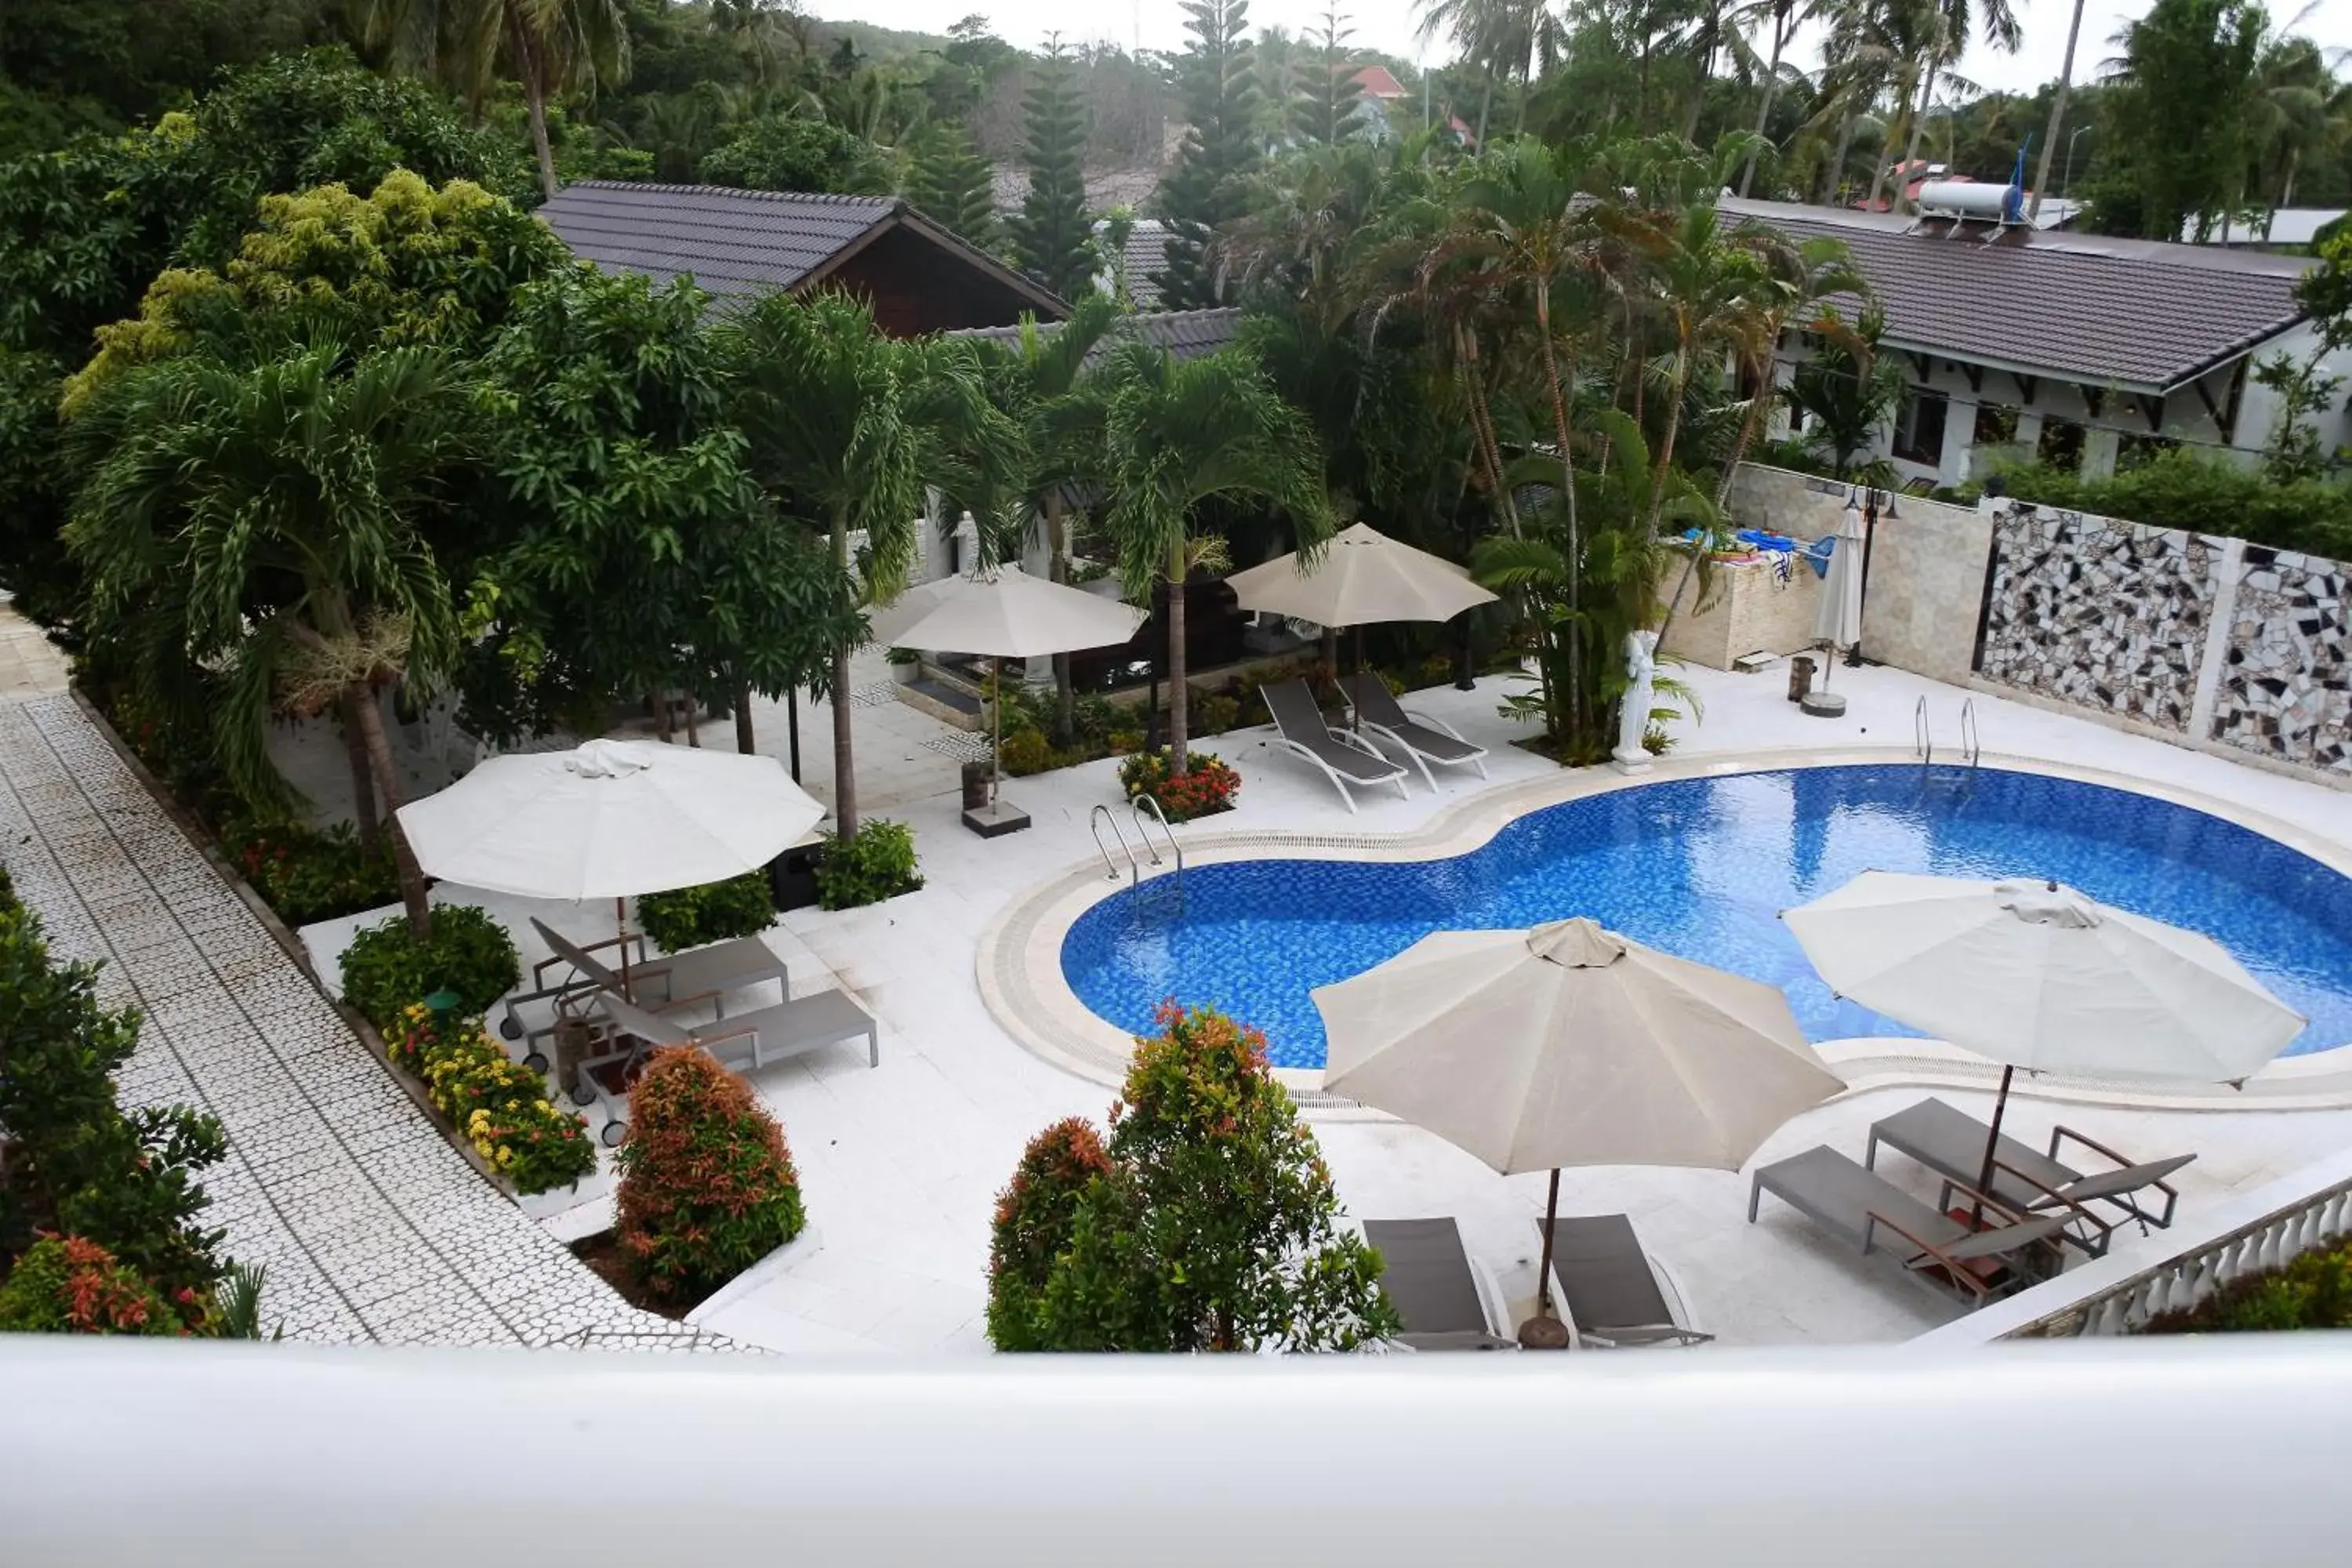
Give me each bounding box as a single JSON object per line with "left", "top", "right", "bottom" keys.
{"left": 614, "top": 1047, "right": 806, "bottom": 1302}
{"left": 637, "top": 871, "right": 774, "bottom": 953}
{"left": 815, "top": 820, "right": 922, "bottom": 911}
{"left": 338, "top": 904, "right": 520, "bottom": 1030}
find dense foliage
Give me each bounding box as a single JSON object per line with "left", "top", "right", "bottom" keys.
{"left": 1977, "top": 450, "right": 2352, "bottom": 558}
{"left": 1118, "top": 749, "right": 1243, "bottom": 822}
{"left": 337, "top": 903, "right": 520, "bottom": 1029}
{"left": 814, "top": 821, "right": 923, "bottom": 912}
{"left": 0, "top": 887, "right": 234, "bottom": 1332}
{"left": 2146, "top": 1238, "right": 2352, "bottom": 1333}
{"left": 613, "top": 1046, "right": 806, "bottom": 1303}
{"left": 986, "top": 1004, "right": 1397, "bottom": 1353}
{"left": 635, "top": 872, "right": 775, "bottom": 954}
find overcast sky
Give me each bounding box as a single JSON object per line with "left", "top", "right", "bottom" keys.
{"left": 820, "top": 0, "right": 2352, "bottom": 100}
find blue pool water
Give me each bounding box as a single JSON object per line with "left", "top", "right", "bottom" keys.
{"left": 1062, "top": 765, "right": 2352, "bottom": 1069}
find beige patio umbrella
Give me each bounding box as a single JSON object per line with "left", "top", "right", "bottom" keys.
{"left": 1316, "top": 917, "right": 1844, "bottom": 1346}
{"left": 885, "top": 563, "right": 1145, "bottom": 832}
{"left": 1804, "top": 506, "right": 1866, "bottom": 714}
{"left": 1228, "top": 522, "right": 1497, "bottom": 706}
{"left": 1782, "top": 872, "right": 2306, "bottom": 1216}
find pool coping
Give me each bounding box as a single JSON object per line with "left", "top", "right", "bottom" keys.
{"left": 973, "top": 746, "right": 2352, "bottom": 1113}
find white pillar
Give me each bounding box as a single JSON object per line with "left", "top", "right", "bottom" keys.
{"left": 1938, "top": 397, "right": 1978, "bottom": 487}
{"left": 2080, "top": 426, "right": 2121, "bottom": 481}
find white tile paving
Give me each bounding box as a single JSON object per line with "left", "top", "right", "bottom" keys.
{"left": 0, "top": 685, "right": 726, "bottom": 1351}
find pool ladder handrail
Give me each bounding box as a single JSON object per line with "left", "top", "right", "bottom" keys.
{"left": 1914, "top": 696, "right": 1933, "bottom": 767}
{"left": 1958, "top": 698, "right": 1981, "bottom": 767}
{"left": 1130, "top": 794, "right": 1185, "bottom": 913}
{"left": 1089, "top": 804, "right": 1139, "bottom": 884}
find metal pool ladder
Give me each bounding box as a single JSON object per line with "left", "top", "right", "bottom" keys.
{"left": 1088, "top": 799, "right": 1186, "bottom": 913}
{"left": 1915, "top": 696, "right": 1984, "bottom": 770}
{"left": 1131, "top": 794, "right": 1186, "bottom": 914}
{"left": 1090, "top": 804, "right": 1138, "bottom": 883}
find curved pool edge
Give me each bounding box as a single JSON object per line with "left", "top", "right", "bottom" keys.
{"left": 975, "top": 744, "right": 2352, "bottom": 1110}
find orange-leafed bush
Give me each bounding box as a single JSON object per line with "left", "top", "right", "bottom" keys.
{"left": 985, "top": 1117, "right": 1116, "bottom": 1351}
{"left": 612, "top": 1048, "right": 805, "bottom": 1302}
{"left": 0, "top": 1235, "right": 187, "bottom": 1335}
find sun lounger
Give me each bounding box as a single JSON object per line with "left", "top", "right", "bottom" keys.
{"left": 1537, "top": 1214, "right": 1711, "bottom": 1348}
{"left": 1748, "top": 1145, "right": 2072, "bottom": 1305}
{"left": 1261, "top": 678, "right": 1410, "bottom": 814}
{"left": 1339, "top": 673, "right": 1489, "bottom": 792}
{"left": 1867, "top": 1098, "right": 2194, "bottom": 1250}
{"left": 1362, "top": 1218, "right": 1517, "bottom": 1351}
{"left": 574, "top": 987, "right": 880, "bottom": 1145}
{"left": 512, "top": 916, "right": 790, "bottom": 1051}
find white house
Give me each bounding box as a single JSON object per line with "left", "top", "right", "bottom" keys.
{"left": 1721, "top": 196, "right": 2352, "bottom": 487}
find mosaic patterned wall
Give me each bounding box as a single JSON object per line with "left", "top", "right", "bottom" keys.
{"left": 1976, "top": 509, "right": 2220, "bottom": 732}
{"left": 2212, "top": 547, "right": 2351, "bottom": 777}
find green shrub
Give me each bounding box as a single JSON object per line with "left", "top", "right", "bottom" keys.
{"left": 383, "top": 1004, "right": 592, "bottom": 1195}
{"left": 2146, "top": 1238, "right": 2352, "bottom": 1334}
{"left": 815, "top": 820, "right": 923, "bottom": 910}
{"left": 1192, "top": 692, "right": 1242, "bottom": 735}
{"left": 986, "top": 1118, "right": 1116, "bottom": 1352}
{"left": 0, "top": 1236, "right": 185, "bottom": 1336}
{"left": 998, "top": 728, "right": 1054, "bottom": 777}
{"left": 1071, "top": 694, "right": 1120, "bottom": 745}
{"left": 222, "top": 817, "right": 401, "bottom": 927}
{"left": 614, "top": 1047, "right": 807, "bottom": 1302}
{"left": 338, "top": 904, "right": 520, "bottom": 1029}
{"left": 0, "top": 902, "right": 228, "bottom": 1325}
{"left": 1983, "top": 449, "right": 2352, "bottom": 557}
{"left": 636, "top": 872, "right": 775, "bottom": 953}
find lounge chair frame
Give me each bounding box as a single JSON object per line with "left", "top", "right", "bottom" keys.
{"left": 1867, "top": 1098, "right": 2192, "bottom": 1253}
{"left": 1261, "top": 678, "right": 1410, "bottom": 815}
{"left": 1362, "top": 1218, "right": 1519, "bottom": 1352}
{"left": 1537, "top": 1214, "right": 1711, "bottom": 1348}
{"left": 1339, "top": 673, "right": 1490, "bottom": 793}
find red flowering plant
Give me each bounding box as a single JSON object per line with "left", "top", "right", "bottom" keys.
{"left": 614, "top": 1048, "right": 807, "bottom": 1303}
{"left": 985, "top": 1003, "right": 1398, "bottom": 1352}
{"left": 1116, "top": 750, "right": 1241, "bottom": 823}
{"left": 0, "top": 1235, "right": 187, "bottom": 1335}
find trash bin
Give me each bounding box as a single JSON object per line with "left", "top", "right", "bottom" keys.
{"left": 961, "top": 758, "right": 993, "bottom": 811}
{"left": 550, "top": 1014, "right": 595, "bottom": 1099}
{"left": 1788, "top": 655, "right": 1816, "bottom": 704}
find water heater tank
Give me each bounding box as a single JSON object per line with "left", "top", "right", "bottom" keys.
{"left": 1918, "top": 180, "right": 2024, "bottom": 223}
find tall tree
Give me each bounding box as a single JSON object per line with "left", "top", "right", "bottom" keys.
{"left": 1094, "top": 342, "right": 1331, "bottom": 765}
{"left": 1154, "top": 0, "right": 1261, "bottom": 310}
{"left": 350, "top": 0, "right": 633, "bottom": 201}
{"left": 1736, "top": 0, "right": 1818, "bottom": 195}
{"left": 64, "top": 345, "right": 475, "bottom": 937}
{"left": 1290, "top": 7, "right": 1367, "bottom": 146}
{"left": 2027, "top": 0, "right": 2087, "bottom": 220}
{"left": 1007, "top": 36, "right": 1095, "bottom": 301}
{"left": 2094, "top": 0, "right": 2267, "bottom": 240}
{"left": 907, "top": 121, "right": 1000, "bottom": 252}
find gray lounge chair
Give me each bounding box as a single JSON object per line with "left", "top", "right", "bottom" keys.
{"left": 1363, "top": 1218, "right": 1517, "bottom": 1352}
{"left": 1261, "top": 678, "right": 1410, "bottom": 814}
{"left": 512, "top": 916, "right": 790, "bottom": 1051}
{"left": 575, "top": 987, "right": 880, "bottom": 1145}
{"left": 1748, "top": 1145, "right": 2072, "bottom": 1305}
{"left": 1340, "top": 673, "right": 1489, "bottom": 792}
{"left": 1867, "top": 1098, "right": 2194, "bottom": 1251}
{"left": 1538, "top": 1215, "right": 1710, "bottom": 1348}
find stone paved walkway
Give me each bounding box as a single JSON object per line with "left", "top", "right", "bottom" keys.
{"left": 0, "top": 686, "right": 718, "bottom": 1348}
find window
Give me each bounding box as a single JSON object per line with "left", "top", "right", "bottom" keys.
{"left": 2037, "top": 418, "right": 2086, "bottom": 470}
{"left": 1973, "top": 403, "right": 2020, "bottom": 446}
{"left": 1889, "top": 388, "right": 1949, "bottom": 464}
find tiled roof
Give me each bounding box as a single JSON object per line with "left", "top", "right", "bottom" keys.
{"left": 1105, "top": 218, "right": 1171, "bottom": 307}
{"left": 537, "top": 181, "right": 1063, "bottom": 314}
{"left": 952, "top": 307, "right": 1243, "bottom": 364}
{"left": 1720, "top": 197, "right": 2314, "bottom": 393}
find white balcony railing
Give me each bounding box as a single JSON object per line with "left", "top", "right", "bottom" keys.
{"left": 1915, "top": 1145, "right": 2352, "bottom": 1344}
{"left": 5, "top": 1337, "right": 2352, "bottom": 1564}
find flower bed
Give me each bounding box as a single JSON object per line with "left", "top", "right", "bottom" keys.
{"left": 1118, "top": 750, "right": 1241, "bottom": 822}
{"left": 384, "top": 1004, "right": 595, "bottom": 1196}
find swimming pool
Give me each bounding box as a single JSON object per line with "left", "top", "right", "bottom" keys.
{"left": 1061, "top": 764, "right": 2352, "bottom": 1069}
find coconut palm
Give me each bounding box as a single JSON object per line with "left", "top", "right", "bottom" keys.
{"left": 1417, "top": 0, "right": 1567, "bottom": 140}
{"left": 1092, "top": 342, "right": 1333, "bottom": 766}
{"left": 64, "top": 343, "right": 477, "bottom": 937}
{"left": 1733, "top": 0, "right": 1821, "bottom": 194}
{"left": 350, "top": 0, "right": 633, "bottom": 200}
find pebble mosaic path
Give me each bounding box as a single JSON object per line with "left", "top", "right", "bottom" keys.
{"left": 0, "top": 690, "right": 724, "bottom": 1349}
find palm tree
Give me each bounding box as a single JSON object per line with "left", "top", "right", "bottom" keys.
{"left": 1417, "top": 0, "right": 1566, "bottom": 140}
{"left": 1874, "top": 0, "right": 2017, "bottom": 214}
{"left": 720, "top": 293, "right": 941, "bottom": 842}
{"left": 64, "top": 343, "right": 476, "bottom": 937}
{"left": 1093, "top": 343, "right": 1333, "bottom": 765}
{"left": 350, "top": 0, "right": 633, "bottom": 201}
{"left": 1734, "top": 0, "right": 1820, "bottom": 194}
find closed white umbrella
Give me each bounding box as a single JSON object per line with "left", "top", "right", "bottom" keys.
{"left": 1806, "top": 508, "right": 1866, "bottom": 711}
{"left": 1317, "top": 917, "right": 1843, "bottom": 1344}
{"left": 1781, "top": 871, "right": 2306, "bottom": 1210}
{"left": 398, "top": 739, "right": 823, "bottom": 901}
{"left": 887, "top": 564, "right": 1146, "bottom": 829}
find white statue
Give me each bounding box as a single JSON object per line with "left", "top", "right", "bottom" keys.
{"left": 1613, "top": 629, "right": 1659, "bottom": 773}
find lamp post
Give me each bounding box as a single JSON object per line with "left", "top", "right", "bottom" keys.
{"left": 2061, "top": 125, "right": 2092, "bottom": 203}
{"left": 1849, "top": 485, "right": 1898, "bottom": 667}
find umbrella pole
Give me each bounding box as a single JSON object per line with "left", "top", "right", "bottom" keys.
{"left": 991, "top": 655, "right": 1004, "bottom": 810}
{"left": 1352, "top": 625, "right": 1366, "bottom": 731}
{"left": 615, "top": 895, "right": 632, "bottom": 1003}
{"left": 1519, "top": 1167, "right": 1570, "bottom": 1350}
{"left": 1971, "top": 1064, "right": 2016, "bottom": 1230}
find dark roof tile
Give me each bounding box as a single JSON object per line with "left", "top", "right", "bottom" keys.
{"left": 1721, "top": 197, "right": 2311, "bottom": 392}
{"left": 952, "top": 307, "right": 1242, "bottom": 363}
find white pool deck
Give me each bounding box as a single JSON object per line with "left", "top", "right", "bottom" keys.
{"left": 338, "top": 649, "right": 2352, "bottom": 1356}
{"left": 19, "top": 570, "right": 2348, "bottom": 1355}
